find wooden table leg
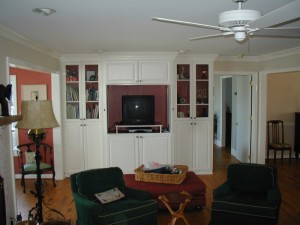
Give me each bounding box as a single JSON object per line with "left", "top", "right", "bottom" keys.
{"left": 158, "top": 192, "right": 192, "bottom": 225}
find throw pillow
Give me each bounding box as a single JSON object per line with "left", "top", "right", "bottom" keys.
{"left": 25, "top": 152, "right": 36, "bottom": 164}
{"left": 95, "top": 187, "right": 125, "bottom": 204}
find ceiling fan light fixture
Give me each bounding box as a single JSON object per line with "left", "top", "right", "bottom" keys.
{"left": 234, "top": 31, "right": 246, "bottom": 41}
{"left": 33, "top": 8, "right": 56, "bottom": 16}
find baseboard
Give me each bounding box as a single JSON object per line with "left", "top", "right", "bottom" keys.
{"left": 14, "top": 174, "right": 52, "bottom": 179}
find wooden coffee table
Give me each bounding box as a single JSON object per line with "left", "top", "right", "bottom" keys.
{"left": 158, "top": 191, "right": 193, "bottom": 225}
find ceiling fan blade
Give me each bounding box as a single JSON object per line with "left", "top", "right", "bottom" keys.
{"left": 189, "top": 32, "right": 234, "bottom": 41}
{"left": 152, "top": 17, "right": 222, "bottom": 30}
{"left": 248, "top": 1, "right": 300, "bottom": 29}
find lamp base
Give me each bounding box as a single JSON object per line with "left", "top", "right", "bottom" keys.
{"left": 28, "top": 129, "right": 46, "bottom": 143}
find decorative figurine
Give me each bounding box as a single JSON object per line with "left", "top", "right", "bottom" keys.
{"left": 0, "top": 84, "right": 12, "bottom": 116}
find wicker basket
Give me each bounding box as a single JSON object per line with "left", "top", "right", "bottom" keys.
{"left": 134, "top": 165, "right": 188, "bottom": 184}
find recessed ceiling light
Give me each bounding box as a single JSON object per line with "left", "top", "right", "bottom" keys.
{"left": 33, "top": 8, "right": 56, "bottom": 16}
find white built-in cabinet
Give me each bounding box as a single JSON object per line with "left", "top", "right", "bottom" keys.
{"left": 106, "top": 133, "right": 171, "bottom": 174}
{"left": 60, "top": 53, "right": 215, "bottom": 176}
{"left": 61, "top": 61, "right": 104, "bottom": 176}
{"left": 105, "top": 60, "right": 171, "bottom": 84}
{"left": 173, "top": 58, "right": 215, "bottom": 174}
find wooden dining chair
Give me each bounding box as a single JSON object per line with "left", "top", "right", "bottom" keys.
{"left": 16, "top": 143, "right": 56, "bottom": 193}
{"left": 267, "top": 120, "right": 292, "bottom": 164}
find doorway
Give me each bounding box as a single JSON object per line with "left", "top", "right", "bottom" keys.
{"left": 215, "top": 73, "right": 258, "bottom": 163}
{"left": 6, "top": 59, "right": 62, "bottom": 220}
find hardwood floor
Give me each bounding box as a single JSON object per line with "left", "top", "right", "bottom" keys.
{"left": 15, "top": 147, "right": 300, "bottom": 225}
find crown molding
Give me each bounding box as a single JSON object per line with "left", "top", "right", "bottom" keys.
{"left": 60, "top": 52, "right": 179, "bottom": 61}
{"left": 216, "top": 47, "right": 300, "bottom": 62}
{"left": 0, "top": 24, "right": 61, "bottom": 59}
{"left": 259, "top": 47, "right": 300, "bottom": 61}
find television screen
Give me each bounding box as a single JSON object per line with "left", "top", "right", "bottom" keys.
{"left": 122, "top": 95, "right": 155, "bottom": 125}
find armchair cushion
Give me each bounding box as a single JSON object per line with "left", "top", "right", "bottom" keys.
{"left": 24, "top": 162, "right": 52, "bottom": 172}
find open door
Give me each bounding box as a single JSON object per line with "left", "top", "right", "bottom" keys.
{"left": 232, "top": 75, "right": 252, "bottom": 163}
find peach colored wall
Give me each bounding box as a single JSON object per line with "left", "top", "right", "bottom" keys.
{"left": 267, "top": 71, "right": 300, "bottom": 122}
{"left": 107, "top": 85, "right": 169, "bottom": 131}
{"left": 10, "top": 67, "right": 53, "bottom": 174}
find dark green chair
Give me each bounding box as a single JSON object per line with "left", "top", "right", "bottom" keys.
{"left": 209, "top": 163, "right": 281, "bottom": 225}
{"left": 70, "top": 167, "right": 157, "bottom": 225}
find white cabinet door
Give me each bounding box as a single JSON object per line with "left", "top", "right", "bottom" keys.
{"left": 193, "top": 121, "right": 211, "bottom": 173}
{"left": 174, "top": 121, "right": 193, "bottom": 167}
{"left": 139, "top": 134, "right": 171, "bottom": 165}
{"left": 107, "top": 135, "right": 139, "bottom": 174}
{"left": 64, "top": 123, "right": 85, "bottom": 175}
{"left": 173, "top": 120, "right": 212, "bottom": 173}
{"left": 106, "top": 60, "right": 171, "bottom": 84}
{"left": 106, "top": 61, "right": 138, "bottom": 84}
{"left": 139, "top": 61, "right": 171, "bottom": 84}
{"left": 64, "top": 121, "right": 103, "bottom": 175}
{"left": 83, "top": 121, "right": 104, "bottom": 170}
{"left": 107, "top": 134, "right": 171, "bottom": 173}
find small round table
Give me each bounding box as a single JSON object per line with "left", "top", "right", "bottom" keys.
{"left": 158, "top": 191, "right": 193, "bottom": 225}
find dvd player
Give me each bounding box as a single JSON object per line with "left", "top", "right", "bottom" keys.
{"left": 128, "top": 129, "right": 152, "bottom": 133}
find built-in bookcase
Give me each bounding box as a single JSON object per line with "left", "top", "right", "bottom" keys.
{"left": 64, "top": 64, "right": 99, "bottom": 120}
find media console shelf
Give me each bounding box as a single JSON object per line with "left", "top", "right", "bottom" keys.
{"left": 115, "top": 124, "right": 162, "bottom": 133}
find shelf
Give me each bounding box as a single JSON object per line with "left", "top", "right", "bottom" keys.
{"left": 0, "top": 115, "right": 22, "bottom": 126}
{"left": 115, "top": 125, "right": 163, "bottom": 133}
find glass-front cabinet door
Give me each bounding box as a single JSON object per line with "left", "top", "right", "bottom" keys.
{"left": 84, "top": 65, "right": 99, "bottom": 119}
{"left": 195, "top": 64, "right": 209, "bottom": 117}
{"left": 176, "top": 64, "right": 190, "bottom": 118}
{"left": 176, "top": 63, "right": 209, "bottom": 119}
{"left": 64, "top": 63, "right": 100, "bottom": 120}
{"left": 65, "top": 65, "right": 80, "bottom": 119}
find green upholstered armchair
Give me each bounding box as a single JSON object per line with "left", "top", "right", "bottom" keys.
{"left": 70, "top": 167, "right": 157, "bottom": 225}
{"left": 209, "top": 163, "right": 281, "bottom": 225}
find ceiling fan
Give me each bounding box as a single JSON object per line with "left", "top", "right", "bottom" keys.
{"left": 152, "top": 0, "right": 300, "bottom": 42}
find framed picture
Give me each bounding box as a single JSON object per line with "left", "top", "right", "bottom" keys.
{"left": 21, "top": 84, "right": 47, "bottom": 101}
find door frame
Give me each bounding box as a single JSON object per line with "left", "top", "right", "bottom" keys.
{"left": 258, "top": 66, "right": 300, "bottom": 164}
{"left": 5, "top": 57, "right": 62, "bottom": 219}
{"left": 215, "top": 71, "right": 258, "bottom": 163}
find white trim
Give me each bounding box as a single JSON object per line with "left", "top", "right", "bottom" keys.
{"left": 14, "top": 174, "right": 53, "bottom": 179}
{"left": 51, "top": 73, "right": 64, "bottom": 180}
{"left": 215, "top": 71, "right": 259, "bottom": 163}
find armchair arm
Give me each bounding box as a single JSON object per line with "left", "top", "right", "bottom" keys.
{"left": 267, "top": 185, "right": 281, "bottom": 206}
{"left": 124, "top": 186, "right": 152, "bottom": 200}
{"left": 72, "top": 193, "right": 104, "bottom": 224}
{"left": 213, "top": 181, "right": 232, "bottom": 199}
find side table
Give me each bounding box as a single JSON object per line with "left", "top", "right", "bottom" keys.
{"left": 158, "top": 191, "right": 193, "bottom": 225}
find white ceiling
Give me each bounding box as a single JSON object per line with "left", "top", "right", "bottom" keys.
{"left": 0, "top": 0, "right": 300, "bottom": 57}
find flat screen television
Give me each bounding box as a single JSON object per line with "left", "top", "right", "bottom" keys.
{"left": 122, "top": 95, "right": 155, "bottom": 125}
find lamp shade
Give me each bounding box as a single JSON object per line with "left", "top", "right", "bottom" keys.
{"left": 16, "top": 100, "right": 59, "bottom": 129}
